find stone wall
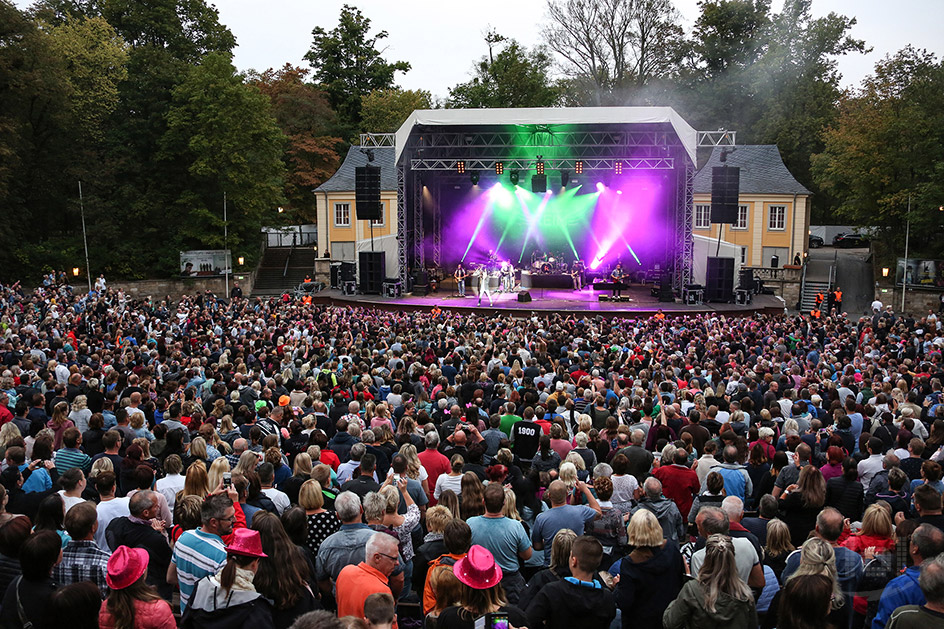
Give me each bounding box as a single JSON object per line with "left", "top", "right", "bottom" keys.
{"left": 80, "top": 272, "right": 255, "bottom": 301}
{"left": 875, "top": 285, "right": 942, "bottom": 316}
{"left": 747, "top": 265, "right": 803, "bottom": 310}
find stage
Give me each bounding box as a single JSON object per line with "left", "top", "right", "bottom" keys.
{"left": 309, "top": 284, "right": 785, "bottom": 318}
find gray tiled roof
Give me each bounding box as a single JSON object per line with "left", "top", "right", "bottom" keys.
{"left": 315, "top": 146, "right": 397, "bottom": 193}
{"left": 694, "top": 145, "right": 811, "bottom": 195}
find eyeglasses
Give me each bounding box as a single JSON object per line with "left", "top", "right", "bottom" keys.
{"left": 376, "top": 552, "right": 398, "bottom": 562}
{"left": 216, "top": 514, "right": 237, "bottom": 523}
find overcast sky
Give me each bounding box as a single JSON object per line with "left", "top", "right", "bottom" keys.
{"left": 213, "top": 0, "right": 943, "bottom": 100}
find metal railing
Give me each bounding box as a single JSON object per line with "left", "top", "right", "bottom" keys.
{"left": 744, "top": 266, "right": 802, "bottom": 281}
{"left": 283, "top": 244, "right": 294, "bottom": 278}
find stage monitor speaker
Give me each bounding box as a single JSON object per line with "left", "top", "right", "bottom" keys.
{"left": 705, "top": 256, "right": 735, "bottom": 302}
{"left": 710, "top": 166, "right": 740, "bottom": 224}
{"left": 517, "top": 291, "right": 532, "bottom": 303}
{"left": 340, "top": 261, "right": 356, "bottom": 282}
{"left": 355, "top": 165, "right": 382, "bottom": 221}
{"left": 358, "top": 251, "right": 385, "bottom": 295}
{"left": 738, "top": 268, "right": 755, "bottom": 292}
{"left": 531, "top": 174, "right": 546, "bottom": 193}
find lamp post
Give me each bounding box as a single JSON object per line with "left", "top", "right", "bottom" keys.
{"left": 77, "top": 181, "right": 92, "bottom": 293}
{"left": 901, "top": 195, "right": 911, "bottom": 313}
{"left": 223, "top": 191, "right": 229, "bottom": 297}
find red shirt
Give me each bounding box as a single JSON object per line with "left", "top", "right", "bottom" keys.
{"left": 534, "top": 419, "right": 552, "bottom": 435}
{"left": 418, "top": 447, "right": 450, "bottom": 505}
{"left": 653, "top": 463, "right": 701, "bottom": 520}
{"left": 320, "top": 448, "right": 341, "bottom": 471}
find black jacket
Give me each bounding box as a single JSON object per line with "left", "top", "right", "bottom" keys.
{"left": 615, "top": 540, "right": 686, "bottom": 629}
{"left": 825, "top": 476, "right": 865, "bottom": 521}
{"left": 181, "top": 576, "right": 275, "bottom": 629}
{"left": 105, "top": 517, "right": 172, "bottom": 589}
{"left": 527, "top": 578, "right": 616, "bottom": 629}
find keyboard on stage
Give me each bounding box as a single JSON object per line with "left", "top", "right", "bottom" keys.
{"left": 592, "top": 281, "right": 629, "bottom": 291}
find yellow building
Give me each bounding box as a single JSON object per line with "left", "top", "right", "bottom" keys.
{"left": 314, "top": 146, "right": 397, "bottom": 274}
{"left": 693, "top": 145, "right": 811, "bottom": 268}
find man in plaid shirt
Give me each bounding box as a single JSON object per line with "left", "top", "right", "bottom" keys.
{"left": 54, "top": 501, "right": 111, "bottom": 594}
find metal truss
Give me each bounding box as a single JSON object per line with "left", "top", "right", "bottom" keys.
{"left": 360, "top": 133, "right": 396, "bottom": 148}
{"left": 397, "top": 164, "right": 407, "bottom": 285}
{"left": 673, "top": 161, "right": 695, "bottom": 290}
{"left": 431, "top": 184, "right": 441, "bottom": 267}
{"left": 410, "top": 157, "right": 674, "bottom": 171}
{"left": 412, "top": 173, "right": 424, "bottom": 268}
{"left": 697, "top": 130, "right": 737, "bottom": 147}
{"left": 412, "top": 130, "right": 677, "bottom": 150}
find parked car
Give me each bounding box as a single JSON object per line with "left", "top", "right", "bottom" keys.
{"left": 832, "top": 232, "right": 869, "bottom": 248}
{"left": 808, "top": 234, "right": 824, "bottom": 248}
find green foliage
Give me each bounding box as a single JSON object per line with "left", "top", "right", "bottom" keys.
{"left": 360, "top": 88, "right": 431, "bottom": 134}
{"left": 448, "top": 35, "right": 560, "bottom": 108}
{"left": 304, "top": 4, "right": 410, "bottom": 134}
{"left": 160, "top": 52, "right": 287, "bottom": 265}
{"left": 813, "top": 47, "right": 944, "bottom": 256}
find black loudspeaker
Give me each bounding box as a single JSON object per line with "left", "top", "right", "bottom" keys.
{"left": 340, "top": 262, "right": 356, "bottom": 282}
{"left": 355, "top": 165, "right": 382, "bottom": 221}
{"left": 705, "top": 256, "right": 735, "bottom": 302}
{"left": 658, "top": 273, "right": 674, "bottom": 302}
{"left": 330, "top": 263, "right": 342, "bottom": 289}
{"left": 531, "top": 175, "right": 546, "bottom": 193}
{"left": 710, "top": 166, "right": 740, "bottom": 224}
{"left": 517, "top": 291, "right": 532, "bottom": 302}
{"left": 358, "top": 251, "right": 385, "bottom": 295}
{"left": 738, "top": 268, "right": 755, "bottom": 292}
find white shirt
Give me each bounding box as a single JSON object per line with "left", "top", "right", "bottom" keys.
{"left": 96, "top": 497, "right": 130, "bottom": 550}
{"left": 857, "top": 453, "right": 885, "bottom": 487}
{"left": 434, "top": 473, "right": 463, "bottom": 500}
{"left": 58, "top": 491, "right": 84, "bottom": 513}
{"left": 690, "top": 536, "right": 758, "bottom": 583}
{"left": 262, "top": 487, "right": 290, "bottom": 515}
{"left": 156, "top": 473, "right": 185, "bottom": 511}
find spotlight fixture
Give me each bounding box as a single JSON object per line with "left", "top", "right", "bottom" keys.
{"left": 510, "top": 171, "right": 519, "bottom": 186}
{"left": 560, "top": 170, "right": 570, "bottom": 188}
{"left": 495, "top": 162, "right": 504, "bottom": 175}
{"left": 535, "top": 155, "right": 544, "bottom": 175}
{"left": 574, "top": 160, "right": 584, "bottom": 175}
{"left": 456, "top": 161, "right": 466, "bottom": 174}
{"left": 470, "top": 172, "right": 480, "bottom": 186}
{"left": 614, "top": 161, "right": 623, "bottom": 175}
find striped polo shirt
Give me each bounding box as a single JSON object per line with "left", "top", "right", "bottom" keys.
{"left": 172, "top": 527, "right": 226, "bottom": 611}
{"left": 54, "top": 447, "right": 91, "bottom": 475}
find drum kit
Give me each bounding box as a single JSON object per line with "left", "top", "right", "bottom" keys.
{"left": 531, "top": 251, "right": 566, "bottom": 274}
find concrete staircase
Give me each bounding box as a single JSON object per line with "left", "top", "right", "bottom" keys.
{"left": 800, "top": 279, "right": 831, "bottom": 312}
{"left": 251, "top": 247, "right": 317, "bottom": 296}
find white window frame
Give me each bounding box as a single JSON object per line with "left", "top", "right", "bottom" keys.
{"left": 694, "top": 204, "right": 711, "bottom": 229}
{"left": 768, "top": 205, "right": 786, "bottom": 231}
{"left": 334, "top": 202, "right": 351, "bottom": 227}
{"left": 733, "top": 205, "right": 748, "bottom": 230}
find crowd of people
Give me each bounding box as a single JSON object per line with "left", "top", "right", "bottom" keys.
{"left": 1, "top": 278, "right": 944, "bottom": 629}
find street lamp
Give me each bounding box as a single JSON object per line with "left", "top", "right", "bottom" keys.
{"left": 237, "top": 256, "right": 245, "bottom": 267}
{"left": 72, "top": 267, "right": 80, "bottom": 277}
{"left": 882, "top": 267, "right": 889, "bottom": 278}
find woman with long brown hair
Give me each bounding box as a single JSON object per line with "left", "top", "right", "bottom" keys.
{"left": 779, "top": 464, "right": 827, "bottom": 548}
{"left": 46, "top": 401, "right": 74, "bottom": 450}
{"left": 250, "top": 511, "right": 318, "bottom": 628}
{"left": 99, "top": 546, "right": 175, "bottom": 629}
{"left": 459, "top": 472, "right": 485, "bottom": 520}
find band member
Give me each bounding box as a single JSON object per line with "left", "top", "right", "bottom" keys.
{"left": 610, "top": 262, "right": 625, "bottom": 297}
{"left": 571, "top": 258, "right": 586, "bottom": 290}
{"left": 455, "top": 263, "right": 467, "bottom": 297}
{"left": 476, "top": 267, "right": 494, "bottom": 307}
{"left": 503, "top": 262, "right": 515, "bottom": 292}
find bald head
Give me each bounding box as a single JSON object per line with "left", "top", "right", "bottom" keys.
{"left": 546, "top": 480, "right": 568, "bottom": 505}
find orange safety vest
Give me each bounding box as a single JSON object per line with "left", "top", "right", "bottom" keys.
{"left": 834, "top": 290, "right": 842, "bottom": 301}
{"left": 654, "top": 312, "right": 665, "bottom": 321}
{"left": 811, "top": 309, "right": 821, "bottom": 319}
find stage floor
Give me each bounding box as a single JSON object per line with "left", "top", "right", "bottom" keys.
{"left": 309, "top": 285, "right": 785, "bottom": 318}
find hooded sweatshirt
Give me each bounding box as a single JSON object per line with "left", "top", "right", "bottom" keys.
{"left": 662, "top": 580, "right": 757, "bottom": 629}
{"left": 632, "top": 495, "right": 686, "bottom": 542}
{"left": 615, "top": 539, "right": 686, "bottom": 629}
{"left": 526, "top": 578, "right": 616, "bottom": 629}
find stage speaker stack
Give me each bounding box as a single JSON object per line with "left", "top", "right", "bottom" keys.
{"left": 710, "top": 166, "right": 740, "bottom": 224}
{"left": 412, "top": 270, "right": 429, "bottom": 296}
{"left": 657, "top": 272, "right": 675, "bottom": 302}
{"left": 517, "top": 291, "right": 532, "bottom": 302}
{"left": 705, "top": 257, "right": 735, "bottom": 302}
{"left": 355, "top": 165, "right": 382, "bottom": 221}
{"left": 358, "top": 251, "right": 385, "bottom": 295}
{"left": 738, "top": 268, "right": 756, "bottom": 293}
{"left": 531, "top": 175, "right": 547, "bottom": 193}
{"left": 340, "top": 262, "right": 356, "bottom": 283}
{"left": 330, "top": 262, "right": 342, "bottom": 289}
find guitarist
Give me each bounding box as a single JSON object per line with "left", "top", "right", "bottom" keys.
{"left": 571, "top": 258, "right": 586, "bottom": 290}
{"left": 454, "top": 263, "right": 467, "bottom": 297}
{"left": 610, "top": 262, "right": 626, "bottom": 297}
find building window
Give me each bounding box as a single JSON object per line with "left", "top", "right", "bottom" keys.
{"left": 733, "top": 205, "right": 748, "bottom": 230}
{"left": 694, "top": 204, "right": 711, "bottom": 229}
{"left": 768, "top": 205, "right": 786, "bottom": 231}
{"left": 741, "top": 247, "right": 747, "bottom": 264}
{"left": 334, "top": 203, "right": 350, "bottom": 227}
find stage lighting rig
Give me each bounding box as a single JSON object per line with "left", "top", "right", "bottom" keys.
{"left": 614, "top": 161, "right": 623, "bottom": 175}
{"left": 495, "top": 162, "right": 504, "bottom": 175}
{"left": 535, "top": 156, "right": 544, "bottom": 175}
{"left": 456, "top": 161, "right": 466, "bottom": 174}
{"left": 575, "top": 160, "right": 584, "bottom": 175}
{"left": 470, "top": 172, "right": 480, "bottom": 186}
{"left": 560, "top": 170, "right": 570, "bottom": 188}
{"left": 510, "top": 171, "right": 519, "bottom": 186}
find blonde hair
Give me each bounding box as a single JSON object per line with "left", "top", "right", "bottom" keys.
{"left": 549, "top": 529, "right": 577, "bottom": 571}
{"left": 698, "top": 534, "right": 753, "bottom": 612}
{"left": 765, "top": 519, "right": 796, "bottom": 555}
{"left": 0, "top": 423, "right": 20, "bottom": 449}
{"left": 379, "top": 485, "right": 400, "bottom": 514}
{"left": 397, "top": 443, "right": 422, "bottom": 479}
{"left": 90, "top": 457, "right": 114, "bottom": 478}
{"left": 130, "top": 413, "right": 145, "bottom": 429}
{"left": 182, "top": 460, "right": 209, "bottom": 498}
{"left": 627, "top": 509, "right": 664, "bottom": 548}
{"left": 207, "top": 457, "right": 230, "bottom": 490}
{"left": 558, "top": 462, "right": 578, "bottom": 495}
{"left": 425, "top": 505, "right": 453, "bottom": 533}
{"left": 564, "top": 451, "right": 586, "bottom": 471}
{"left": 188, "top": 437, "right": 208, "bottom": 461}
{"left": 859, "top": 504, "right": 894, "bottom": 539}
{"left": 502, "top": 487, "right": 522, "bottom": 521}
{"left": 234, "top": 450, "right": 259, "bottom": 477}
{"left": 299, "top": 479, "right": 325, "bottom": 510}
{"left": 293, "top": 453, "right": 313, "bottom": 477}
{"left": 71, "top": 395, "right": 88, "bottom": 411}
{"left": 790, "top": 537, "right": 844, "bottom": 609}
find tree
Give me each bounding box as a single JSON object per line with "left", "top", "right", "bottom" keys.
{"left": 304, "top": 4, "right": 410, "bottom": 133}
{"left": 542, "top": 0, "right": 687, "bottom": 105}
{"left": 44, "top": 15, "right": 129, "bottom": 141}
{"left": 813, "top": 47, "right": 944, "bottom": 255}
{"left": 448, "top": 35, "right": 559, "bottom": 108}
{"left": 360, "top": 88, "right": 431, "bottom": 133}
{"left": 159, "top": 52, "right": 287, "bottom": 268}
{"left": 692, "top": 0, "right": 770, "bottom": 78}
{"left": 251, "top": 65, "right": 344, "bottom": 223}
